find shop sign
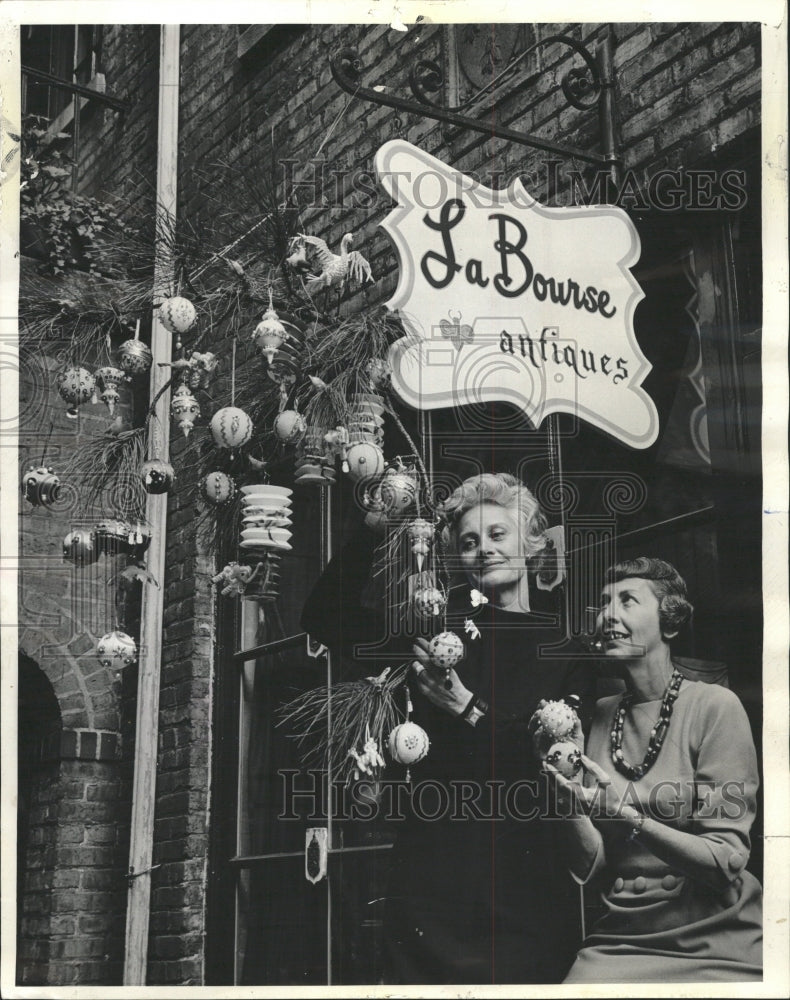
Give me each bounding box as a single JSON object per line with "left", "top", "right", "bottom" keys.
{"left": 375, "top": 140, "right": 659, "bottom": 449}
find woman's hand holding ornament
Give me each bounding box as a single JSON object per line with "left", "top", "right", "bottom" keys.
{"left": 411, "top": 637, "right": 472, "bottom": 716}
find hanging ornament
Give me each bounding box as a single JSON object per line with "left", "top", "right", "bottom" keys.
{"left": 117, "top": 321, "right": 153, "bottom": 375}
{"left": 365, "top": 356, "right": 392, "bottom": 391}
{"left": 348, "top": 725, "right": 386, "bottom": 779}
{"left": 96, "top": 630, "right": 138, "bottom": 671}
{"left": 202, "top": 470, "right": 236, "bottom": 505}
{"left": 346, "top": 441, "right": 385, "bottom": 482}
{"left": 94, "top": 519, "right": 133, "bottom": 556}
{"left": 428, "top": 630, "right": 464, "bottom": 688}
{"left": 388, "top": 721, "right": 430, "bottom": 767}
{"left": 532, "top": 699, "right": 578, "bottom": 742}
{"left": 170, "top": 383, "right": 200, "bottom": 437}
{"left": 253, "top": 291, "right": 289, "bottom": 363}
{"left": 413, "top": 585, "right": 446, "bottom": 619}
{"left": 22, "top": 465, "right": 60, "bottom": 507}
{"left": 63, "top": 529, "right": 99, "bottom": 566}
{"left": 56, "top": 366, "right": 96, "bottom": 418}
{"left": 141, "top": 458, "right": 175, "bottom": 494}
{"left": 127, "top": 524, "right": 152, "bottom": 561}
{"left": 212, "top": 561, "right": 259, "bottom": 597}
{"left": 323, "top": 426, "right": 350, "bottom": 472}
{"left": 407, "top": 518, "right": 434, "bottom": 571}
{"left": 158, "top": 296, "right": 197, "bottom": 335}
{"left": 211, "top": 406, "right": 253, "bottom": 452}
{"left": 94, "top": 366, "right": 126, "bottom": 415}
{"left": 380, "top": 462, "right": 418, "bottom": 514}
{"left": 274, "top": 409, "right": 306, "bottom": 444}
{"left": 544, "top": 741, "right": 583, "bottom": 779}
{"left": 295, "top": 429, "right": 336, "bottom": 486}
{"left": 362, "top": 484, "right": 388, "bottom": 533}
{"left": 181, "top": 351, "right": 219, "bottom": 390}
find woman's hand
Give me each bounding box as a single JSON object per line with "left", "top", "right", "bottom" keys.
{"left": 527, "top": 698, "right": 586, "bottom": 761}
{"left": 547, "top": 754, "right": 633, "bottom": 824}
{"left": 411, "top": 637, "right": 473, "bottom": 716}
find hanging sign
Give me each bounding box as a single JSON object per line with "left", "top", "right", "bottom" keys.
{"left": 374, "top": 141, "right": 658, "bottom": 449}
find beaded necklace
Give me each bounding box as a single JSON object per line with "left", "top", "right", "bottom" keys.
{"left": 610, "top": 668, "right": 684, "bottom": 780}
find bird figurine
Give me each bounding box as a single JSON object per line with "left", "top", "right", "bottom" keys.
{"left": 285, "top": 236, "right": 311, "bottom": 272}
{"left": 300, "top": 232, "right": 373, "bottom": 295}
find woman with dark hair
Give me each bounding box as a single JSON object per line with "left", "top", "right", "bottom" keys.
{"left": 302, "top": 472, "right": 594, "bottom": 984}
{"left": 544, "top": 557, "right": 763, "bottom": 983}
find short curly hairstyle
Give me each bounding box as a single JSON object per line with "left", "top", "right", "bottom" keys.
{"left": 605, "top": 557, "right": 694, "bottom": 636}
{"left": 441, "top": 473, "right": 548, "bottom": 562}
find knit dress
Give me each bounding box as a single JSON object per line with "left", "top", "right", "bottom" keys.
{"left": 564, "top": 679, "right": 763, "bottom": 983}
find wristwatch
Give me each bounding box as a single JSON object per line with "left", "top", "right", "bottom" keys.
{"left": 460, "top": 694, "right": 489, "bottom": 727}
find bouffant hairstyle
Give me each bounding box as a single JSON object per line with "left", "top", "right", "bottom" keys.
{"left": 606, "top": 557, "right": 694, "bottom": 636}
{"left": 441, "top": 473, "right": 548, "bottom": 562}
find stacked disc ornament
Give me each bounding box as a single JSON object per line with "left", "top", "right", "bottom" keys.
{"left": 171, "top": 383, "right": 200, "bottom": 437}
{"left": 141, "top": 458, "right": 175, "bottom": 494}
{"left": 238, "top": 484, "right": 294, "bottom": 601}
{"left": 22, "top": 465, "right": 60, "bottom": 507}
{"left": 96, "top": 630, "right": 138, "bottom": 671}
{"left": 56, "top": 366, "right": 95, "bottom": 418}
{"left": 295, "top": 428, "right": 336, "bottom": 486}
{"left": 95, "top": 366, "right": 126, "bottom": 415}
{"left": 202, "top": 471, "right": 236, "bottom": 505}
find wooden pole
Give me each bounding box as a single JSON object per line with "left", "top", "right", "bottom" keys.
{"left": 123, "top": 24, "right": 180, "bottom": 986}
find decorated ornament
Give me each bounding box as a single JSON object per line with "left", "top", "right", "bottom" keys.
{"left": 544, "top": 741, "right": 583, "bottom": 779}
{"left": 181, "top": 351, "right": 219, "bottom": 390}
{"left": 464, "top": 618, "right": 481, "bottom": 640}
{"left": 346, "top": 441, "right": 385, "bottom": 482}
{"left": 428, "top": 630, "right": 465, "bottom": 677}
{"left": 470, "top": 588, "right": 489, "bottom": 607}
{"left": 380, "top": 463, "right": 418, "bottom": 514}
{"left": 117, "top": 324, "right": 153, "bottom": 375}
{"left": 388, "top": 721, "right": 430, "bottom": 768}
{"left": 95, "top": 519, "right": 133, "bottom": 556}
{"left": 362, "top": 484, "right": 388, "bottom": 533}
{"left": 213, "top": 561, "right": 260, "bottom": 597}
{"left": 141, "top": 458, "right": 175, "bottom": 494}
{"left": 407, "top": 518, "right": 434, "bottom": 571}
{"left": 323, "top": 426, "right": 350, "bottom": 472}
{"left": 533, "top": 699, "right": 577, "bottom": 742}
{"left": 210, "top": 406, "right": 253, "bottom": 452}
{"left": 22, "top": 465, "right": 60, "bottom": 507}
{"left": 96, "top": 630, "right": 138, "bottom": 671}
{"left": 94, "top": 366, "right": 126, "bottom": 415}
{"left": 348, "top": 727, "right": 386, "bottom": 779}
{"left": 413, "top": 586, "right": 446, "bottom": 619}
{"left": 253, "top": 292, "right": 289, "bottom": 363}
{"left": 56, "top": 366, "right": 96, "bottom": 418}
{"left": 158, "top": 295, "right": 197, "bottom": 335}
{"left": 365, "top": 356, "right": 391, "bottom": 390}
{"left": 202, "top": 471, "right": 236, "bottom": 505}
{"left": 170, "top": 383, "right": 200, "bottom": 437}
{"left": 63, "top": 528, "right": 99, "bottom": 566}
{"left": 274, "top": 409, "right": 306, "bottom": 444}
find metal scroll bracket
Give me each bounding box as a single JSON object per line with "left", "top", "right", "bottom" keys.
{"left": 330, "top": 27, "right": 621, "bottom": 186}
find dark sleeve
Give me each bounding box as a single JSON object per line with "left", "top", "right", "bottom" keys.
{"left": 300, "top": 530, "right": 385, "bottom": 657}
{"left": 560, "top": 656, "right": 598, "bottom": 734}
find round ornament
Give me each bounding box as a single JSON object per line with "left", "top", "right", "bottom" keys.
{"left": 365, "top": 357, "right": 391, "bottom": 390}
{"left": 202, "top": 471, "right": 236, "bottom": 505}
{"left": 95, "top": 366, "right": 126, "bottom": 415}
{"left": 253, "top": 303, "right": 289, "bottom": 363}
{"left": 96, "top": 630, "right": 138, "bottom": 671}
{"left": 56, "top": 366, "right": 96, "bottom": 418}
{"left": 273, "top": 409, "right": 306, "bottom": 444}
{"left": 117, "top": 338, "right": 153, "bottom": 375}
{"left": 428, "top": 631, "right": 465, "bottom": 671}
{"left": 94, "top": 519, "right": 133, "bottom": 556}
{"left": 158, "top": 296, "right": 197, "bottom": 335}
{"left": 544, "top": 740, "right": 582, "bottom": 779}
{"left": 210, "top": 406, "right": 253, "bottom": 451}
{"left": 141, "top": 458, "right": 175, "bottom": 494}
{"left": 63, "top": 528, "right": 99, "bottom": 566}
{"left": 387, "top": 721, "right": 430, "bottom": 766}
{"left": 413, "top": 586, "right": 446, "bottom": 619}
{"left": 346, "top": 441, "right": 385, "bottom": 482}
{"left": 534, "top": 699, "right": 577, "bottom": 741}
{"left": 170, "top": 383, "right": 200, "bottom": 437}
{"left": 380, "top": 469, "right": 417, "bottom": 514}
{"left": 22, "top": 465, "right": 60, "bottom": 507}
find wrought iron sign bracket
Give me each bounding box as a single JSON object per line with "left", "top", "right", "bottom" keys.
{"left": 330, "top": 28, "right": 620, "bottom": 184}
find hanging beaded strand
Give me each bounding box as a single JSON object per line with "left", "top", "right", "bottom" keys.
{"left": 610, "top": 668, "right": 684, "bottom": 781}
